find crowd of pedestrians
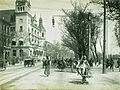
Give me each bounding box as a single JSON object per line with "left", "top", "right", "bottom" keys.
{"left": 41, "top": 55, "right": 120, "bottom": 84}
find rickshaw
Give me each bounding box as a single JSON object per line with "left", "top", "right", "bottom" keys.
{"left": 0, "top": 58, "right": 7, "bottom": 70}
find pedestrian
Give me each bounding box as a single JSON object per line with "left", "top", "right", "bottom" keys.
{"left": 109, "top": 57, "right": 114, "bottom": 71}
{"left": 117, "top": 58, "right": 120, "bottom": 72}
{"left": 44, "top": 56, "right": 51, "bottom": 77}
{"left": 42, "top": 58, "right": 45, "bottom": 68}
{"left": 77, "top": 55, "right": 90, "bottom": 84}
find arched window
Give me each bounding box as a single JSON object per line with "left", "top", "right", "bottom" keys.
{"left": 21, "top": 7, "right": 22, "bottom": 11}
{"left": 23, "top": 6, "right": 25, "bottom": 11}
{"left": 18, "top": 7, "right": 20, "bottom": 11}
{"left": 19, "top": 41, "right": 23, "bottom": 45}
{"left": 12, "top": 41, "right": 16, "bottom": 45}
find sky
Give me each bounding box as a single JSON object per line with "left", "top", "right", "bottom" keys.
{"left": 0, "top": 0, "right": 120, "bottom": 54}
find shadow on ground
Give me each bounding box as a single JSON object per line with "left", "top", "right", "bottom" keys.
{"left": 39, "top": 74, "right": 48, "bottom": 77}
{"left": 54, "top": 69, "right": 76, "bottom": 73}
{"left": 69, "top": 79, "right": 89, "bottom": 85}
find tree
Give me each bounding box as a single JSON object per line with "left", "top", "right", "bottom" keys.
{"left": 62, "top": 2, "right": 102, "bottom": 59}
{"left": 91, "top": 0, "right": 120, "bottom": 47}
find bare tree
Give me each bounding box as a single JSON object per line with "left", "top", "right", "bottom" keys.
{"left": 62, "top": 2, "right": 102, "bottom": 59}
{"left": 91, "top": 0, "right": 120, "bottom": 47}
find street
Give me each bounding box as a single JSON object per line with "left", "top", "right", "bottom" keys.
{"left": 0, "top": 62, "right": 120, "bottom": 90}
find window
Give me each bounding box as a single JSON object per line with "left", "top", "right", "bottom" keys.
{"left": 21, "top": 7, "right": 22, "bottom": 11}
{"left": 18, "top": 7, "right": 20, "bottom": 11}
{"left": 20, "top": 49, "right": 23, "bottom": 57}
{"left": 11, "top": 27, "right": 15, "bottom": 32}
{"left": 19, "top": 41, "right": 23, "bottom": 45}
{"left": 32, "top": 28, "right": 33, "bottom": 32}
{"left": 12, "top": 41, "right": 16, "bottom": 45}
{"left": 13, "top": 50, "right": 16, "bottom": 56}
{"left": 20, "top": 26, "right": 23, "bottom": 32}
{"left": 23, "top": 7, "right": 25, "bottom": 11}
{"left": 19, "top": 19, "right": 23, "bottom": 23}
{"left": 42, "top": 33, "right": 44, "bottom": 37}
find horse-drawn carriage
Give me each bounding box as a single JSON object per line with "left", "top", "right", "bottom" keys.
{"left": 24, "top": 58, "right": 35, "bottom": 67}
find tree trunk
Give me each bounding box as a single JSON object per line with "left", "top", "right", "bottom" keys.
{"left": 91, "top": 47, "right": 96, "bottom": 62}
{"left": 93, "top": 43, "right": 100, "bottom": 65}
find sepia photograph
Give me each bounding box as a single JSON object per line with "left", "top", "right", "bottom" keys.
{"left": 0, "top": 0, "right": 120, "bottom": 90}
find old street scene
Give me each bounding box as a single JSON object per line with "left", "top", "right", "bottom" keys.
{"left": 0, "top": 0, "right": 120, "bottom": 90}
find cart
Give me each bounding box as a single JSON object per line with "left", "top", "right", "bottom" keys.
{"left": 24, "top": 58, "right": 35, "bottom": 67}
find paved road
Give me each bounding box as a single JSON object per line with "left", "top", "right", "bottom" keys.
{"left": 0, "top": 64, "right": 120, "bottom": 90}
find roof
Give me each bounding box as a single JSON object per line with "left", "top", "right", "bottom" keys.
{"left": 0, "top": 9, "right": 15, "bottom": 23}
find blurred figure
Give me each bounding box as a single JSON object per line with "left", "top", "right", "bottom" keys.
{"left": 117, "top": 58, "right": 120, "bottom": 72}
{"left": 57, "top": 57, "right": 66, "bottom": 71}
{"left": 42, "top": 58, "right": 45, "bottom": 68}
{"left": 109, "top": 57, "right": 114, "bottom": 71}
{"left": 44, "top": 56, "right": 51, "bottom": 77}
{"left": 76, "top": 55, "right": 90, "bottom": 84}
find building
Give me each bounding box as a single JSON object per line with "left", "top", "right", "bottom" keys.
{"left": 0, "top": 18, "right": 12, "bottom": 61}
{"left": 0, "top": 0, "right": 46, "bottom": 63}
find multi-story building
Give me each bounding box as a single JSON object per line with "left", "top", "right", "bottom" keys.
{"left": 0, "top": 0, "right": 46, "bottom": 63}
{"left": 0, "top": 18, "right": 12, "bottom": 61}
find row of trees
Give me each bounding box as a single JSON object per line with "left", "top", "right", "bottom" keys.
{"left": 61, "top": 0, "right": 120, "bottom": 62}
{"left": 92, "top": 0, "right": 120, "bottom": 48}
{"left": 61, "top": 2, "right": 102, "bottom": 62}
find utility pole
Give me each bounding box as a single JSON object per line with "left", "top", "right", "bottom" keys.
{"left": 103, "top": 0, "right": 106, "bottom": 74}
{"left": 88, "top": 12, "right": 91, "bottom": 61}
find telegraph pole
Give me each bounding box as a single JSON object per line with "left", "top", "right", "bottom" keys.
{"left": 88, "top": 12, "right": 91, "bottom": 61}
{"left": 103, "top": 0, "right": 106, "bottom": 74}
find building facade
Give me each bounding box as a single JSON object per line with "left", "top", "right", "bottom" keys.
{"left": 0, "top": 0, "right": 46, "bottom": 63}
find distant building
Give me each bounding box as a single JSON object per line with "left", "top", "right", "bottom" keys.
{"left": 0, "top": 0, "right": 46, "bottom": 63}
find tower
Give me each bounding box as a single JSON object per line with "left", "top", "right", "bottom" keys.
{"left": 15, "top": 0, "right": 31, "bottom": 13}
{"left": 13, "top": 0, "right": 32, "bottom": 58}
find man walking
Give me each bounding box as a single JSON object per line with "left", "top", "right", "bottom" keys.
{"left": 44, "top": 56, "right": 50, "bottom": 77}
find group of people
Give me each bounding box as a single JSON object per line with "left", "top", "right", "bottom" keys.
{"left": 106, "top": 57, "right": 120, "bottom": 72}
{"left": 42, "top": 55, "right": 120, "bottom": 84}
{"left": 42, "top": 55, "right": 91, "bottom": 84}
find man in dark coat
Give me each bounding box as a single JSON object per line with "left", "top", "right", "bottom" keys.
{"left": 44, "top": 56, "right": 50, "bottom": 77}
